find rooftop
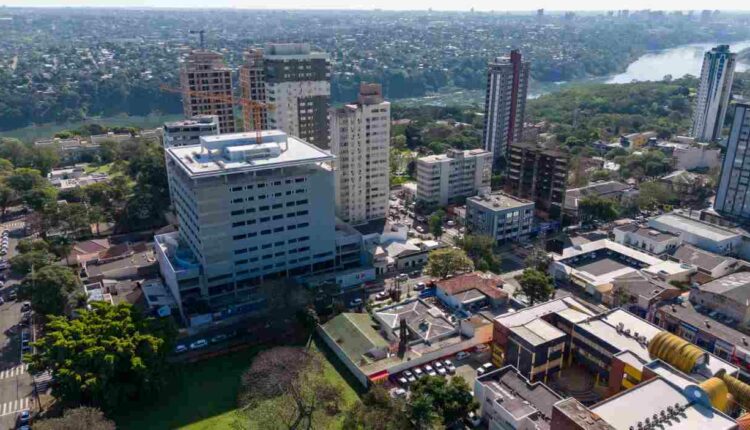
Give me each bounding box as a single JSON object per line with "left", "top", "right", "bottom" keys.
{"left": 477, "top": 365, "right": 562, "bottom": 430}
{"left": 654, "top": 300, "right": 750, "bottom": 353}
{"left": 670, "top": 244, "right": 737, "bottom": 273}
{"left": 612, "top": 271, "right": 678, "bottom": 301}
{"left": 649, "top": 213, "right": 739, "bottom": 243}
{"left": 467, "top": 191, "right": 534, "bottom": 212}
{"left": 615, "top": 223, "right": 679, "bottom": 243}
{"left": 435, "top": 272, "right": 508, "bottom": 300}
{"left": 576, "top": 309, "right": 663, "bottom": 364}
{"left": 319, "top": 313, "right": 389, "bottom": 366}
{"left": 374, "top": 298, "right": 456, "bottom": 343}
{"left": 166, "top": 130, "right": 333, "bottom": 178}
{"left": 494, "top": 296, "right": 596, "bottom": 328}
{"left": 698, "top": 272, "right": 750, "bottom": 306}
{"left": 590, "top": 377, "right": 737, "bottom": 430}
{"left": 552, "top": 398, "right": 615, "bottom": 430}
{"left": 417, "top": 148, "right": 490, "bottom": 164}
{"left": 509, "top": 318, "right": 566, "bottom": 346}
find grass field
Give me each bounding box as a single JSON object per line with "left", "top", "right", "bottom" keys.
{"left": 115, "top": 339, "right": 360, "bottom": 430}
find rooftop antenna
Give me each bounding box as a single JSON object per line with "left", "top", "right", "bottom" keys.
{"left": 189, "top": 29, "right": 206, "bottom": 50}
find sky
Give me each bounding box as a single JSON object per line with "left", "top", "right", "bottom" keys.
{"left": 4, "top": 0, "right": 750, "bottom": 11}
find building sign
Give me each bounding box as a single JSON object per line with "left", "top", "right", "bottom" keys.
{"left": 680, "top": 322, "right": 698, "bottom": 334}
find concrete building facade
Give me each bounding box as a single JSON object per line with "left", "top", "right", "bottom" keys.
{"left": 156, "top": 131, "right": 337, "bottom": 324}
{"left": 482, "top": 50, "right": 530, "bottom": 163}
{"left": 715, "top": 103, "right": 750, "bottom": 221}
{"left": 465, "top": 192, "right": 535, "bottom": 245}
{"left": 415, "top": 148, "right": 492, "bottom": 207}
{"left": 330, "top": 83, "right": 391, "bottom": 225}
{"left": 240, "top": 43, "right": 331, "bottom": 147}
{"left": 163, "top": 115, "right": 220, "bottom": 148}
{"left": 505, "top": 142, "right": 568, "bottom": 220}
{"left": 691, "top": 45, "right": 736, "bottom": 142}
{"left": 180, "top": 51, "right": 236, "bottom": 134}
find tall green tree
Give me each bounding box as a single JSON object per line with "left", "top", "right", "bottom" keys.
{"left": 516, "top": 268, "right": 555, "bottom": 306}
{"left": 456, "top": 234, "right": 501, "bottom": 272}
{"left": 408, "top": 376, "right": 477, "bottom": 428}
{"left": 10, "top": 250, "right": 55, "bottom": 276}
{"left": 524, "top": 245, "right": 552, "bottom": 272}
{"left": 428, "top": 209, "right": 446, "bottom": 237}
{"left": 18, "top": 265, "right": 80, "bottom": 315}
{"left": 0, "top": 184, "right": 14, "bottom": 220}
{"left": 28, "top": 302, "right": 176, "bottom": 412}
{"left": 425, "top": 248, "right": 474, "bottom": 279}
{"left": 578, "top": 195, "right": 619, "bottom": 224}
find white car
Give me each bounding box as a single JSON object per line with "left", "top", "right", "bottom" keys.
{"left": 174, "top": 344, "right": 188, "bottom": 354}
{"left": 414, "top": 282, "right": 426, "bottom": 291}
{"left": 437, "top": 367, "right": 447, "bottom": 376}
{"left": 434, "top": 360, "right": 444, "bottom": 369}
{"left": 413, "top": 367, "right": 424, "bottom": 378}
{"left": 477, "top": 362, "right": 494, "bottom": 375}
{"left": 398, "top": 377, "right": 408, "bottom": 386}
{"left": 393, "top": 388, "right": 407, "bottom": 398}
{"left": 396, "top": 274, "right": 409, "bottom": 282}
{"left": 189, "top": 339, "right": 208, "bottom": 350}
{"left": 375, "top": 291, "right": 389, "bottom": 301}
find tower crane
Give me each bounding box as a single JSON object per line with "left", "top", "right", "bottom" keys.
{"left": 160, "top": 84, "right": 273, "bottom": 144}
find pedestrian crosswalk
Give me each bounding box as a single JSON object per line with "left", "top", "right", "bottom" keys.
{"left": 0, "top": 364, "right": 27, "bottom": 380}
{"left": 0, "top": 397, "right": 30, "bottom": 417}
{"left": 1, "top": 221, "right": 24, "bottom": 230}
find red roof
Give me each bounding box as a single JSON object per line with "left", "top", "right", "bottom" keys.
{"left": 435, "top": 272, "right": 508, "bottom": 300}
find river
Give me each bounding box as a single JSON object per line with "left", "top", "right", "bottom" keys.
{"left": 606, "top": 40, "right": 750, "bottom": 84}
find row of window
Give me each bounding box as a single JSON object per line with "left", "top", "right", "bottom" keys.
{"left": 231, "top": 200, "right": 308, "bottom": 217}
{"left": 229, "top": 177, "right": 306, "bottom": 193}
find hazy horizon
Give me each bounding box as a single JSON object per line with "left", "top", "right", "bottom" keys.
{"left": 3, "top": 0, "right": 750, "bottom": 12}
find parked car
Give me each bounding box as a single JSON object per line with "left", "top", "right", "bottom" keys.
{"left": 393, "top": 388, "right": 407, "bottom": 398}
{"left": 20, "top": 302, "right": 31, "bottom": 312}
{"left": 403, "top": 370, "right": 416, "bottom": 383}
{"left": 477, "top": 362, "right": 494, "bottom": 376}
{"left": 396, "top": 273, "right": 408, "bottom": 282}
{"left": 456, "top": 351, "right": 470, "bottom": 360}
{"left": 348, "top": 298, "right": 363, "bottom": 308}
{"left": 467, "top": 411, "right": 481, "bottom": 427}
{"left": 434, "top": 360, "right": 444, "bottom": 369}
{"left": 398, "top": 377, "right": 408, "bottom": 386}
{"left": 174, "top": 344, "right": 188, "bottom": 354}
{"left": 414, "top": 282, "right": 426, "bottom": 291}
{"left": 409, "top": 270, "right": 421, "bottom": 278}
{"left": 375, "top": 291, "right": 389, "bottom": 301}
{"left": 413, "top": 367, "right": 424, "bottom": 378}
{"left": 444, "top": 359, "right": 456, "bottom": 374}
{"left": 475, "top": 343, "right": 489, "bottom": 352}
{"left": 211, "top": 334, "right": 228, "bottom": 343}
{"left": 189, "top": 339, "right": 208, "bottom": 350}
{"left": 437, "top": 367, "right": 447, "bottom": 376}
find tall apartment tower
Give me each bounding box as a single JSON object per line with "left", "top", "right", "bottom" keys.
{"left": 691, "top": 45, "right": 736, "bottom": 142}
{"left": 330, "top": 83, "right": 391, "bottom": 225}
{"left": 180, "top": 51, "right": 236, "bottom": 134}
{"left": 505, "top": 142, "right": 568, "bottom": 220}
{"left": 155, "top": 131, "right": 337, "bottom": 321}
{"left": 715, "top": 103, "right": 750, "bottom": 221}
{"left": 483, "top": 50, "right": 530, "bottom": 163}
{"left": 240, "top": 43, "right": 331, "bottom": 147}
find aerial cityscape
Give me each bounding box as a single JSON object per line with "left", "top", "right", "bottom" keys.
{"left": 4, "top": 4, "right": 750, "bottom": 430}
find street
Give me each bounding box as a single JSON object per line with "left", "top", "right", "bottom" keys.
{"left": 0, "top": 219, "right": 37, "bottom": 429}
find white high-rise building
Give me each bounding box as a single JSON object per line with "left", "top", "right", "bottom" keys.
{"left": 483, "top": 50, "right": 530, "bottom": 163}
{"left": 240, "top": 43, "right": 331, "bottom": 147}
{"left": 180, "top": 51, "right": 236, "bottom": 134}
{"left": 715, "top": 103, "right": 750, "bottom": 221}
{"left": 330, "top": 83, "right": 391, "bottom": 225}
{"left": 155, "top": 131, "right": 337, "bottom": 322}
{"left": 416, "top": 149, "right": 493, "bottom": 207}
{"left": 691, "top": 45, "right": 736, "bottom": 142}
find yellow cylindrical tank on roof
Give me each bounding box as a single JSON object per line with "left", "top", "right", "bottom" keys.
{"left": 699, "top": 377, "right": 729, "bottom": 412}
{"left": 648, "top": 331, "right": 707, "bottom": 373}
{"left": 717, "top": 369, "right": 750, "bottom": 412}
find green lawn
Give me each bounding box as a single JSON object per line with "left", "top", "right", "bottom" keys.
{"left": 115, "top": 339, "right": 360, "bottom": 430}
{"left": 84, "top": 163, "right": 114, "bottom": 175}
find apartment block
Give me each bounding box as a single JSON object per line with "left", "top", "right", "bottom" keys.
{"left": 483, "top": 50, "right": 530, "bottom": 162}
{"left": 330, "top": 83, "right": 391, "bottom": 225}
{"left": 691, "top": 45, "right": 736, "bottom": 142}
{"left": 416, "top": 148, "right": 492, "bottom": 207}
{"left": 163, "top": 115, "right": 220, "bottom": 148}
{"left": 155, "top": 131, "right": 337, "bottom": 324}
{"left": 240, "top": 43, "right": 331, "bottom": 147}
{"left": 180, "top": 51, "right": 236, "bottom": 134}
{"left": 465, "top": 191, "right": 535, "bottom": 245}
{"left": 505, "top": 142, "right": 568, "bottom": 220}
{"left": 715, "top": 103, "right": 750, "bottom": 221}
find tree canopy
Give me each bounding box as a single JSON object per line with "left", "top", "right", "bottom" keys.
{"left": 408, "top": 375, "right": 478, "bottom": 428}
{"left": 425, "top": 248, "right": 474, "bottom": 279}
{"left": 28, "top": 302, "right": 176, "bottom": 413}
{"left": 456, "top": 234, "right": 501, "bottom": 273}
{"left": 516, "top": 268, "right": 555, "bottom": 306}
{"left": 18, "top": 265, "right": 80, "bottom": 316}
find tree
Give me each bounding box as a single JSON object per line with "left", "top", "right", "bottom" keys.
{"left": 236, "top": 347, "right": 344, "bottom": 430}
{"left": 23, "top": 185, "right": 58, "bottom": 212}
{"left": 10, "top": 250, "right": 54, "bottom": 275}
{"left": 637, "top": 181, "right": 676, "bottom": 211}
{"left": 524, "top": 245, "right": 552, "bottom": 272}
{"left": 428, "top": 209, "right": 445, "bottom": 237}
{"left": 456, "top": 235, "right": 501, "bottom": 273}
{"left": 33, "top": 407, "right": 115, "bottom": 430}
{"left": 28, "top": 302, "right": 175, "bottom": 412}
{"left": 16, "top": 238, "right": 50, "bottom": 254}
{"left": 6, "top": 167, "right": 44, "bottom": 194}
{"left": 578, "top": 195, "right": 619, "bottom": 224}
{"left": 424, "top": 248, "right": 474, "bottom": 279}
{"left": 18, "top": 265, "right": 80, "bottom": 315}
{"left": 515, "top": 268, "right": 555, "bottom": 306}
{"left": 0, "top": 184, "right": 14, "bottom": 220}
{"left": 408, "top": 376, "right": 477, "bottom": 428}
{"left": 296, "top": 306, "right": 319, "bottom": 349}
{"left": 343, "top": 385, "right": 412, "bottom": 430}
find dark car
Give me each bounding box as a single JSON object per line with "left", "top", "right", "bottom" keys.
{"left": 20, "top": 302, "right": 31, "bottom": 312}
